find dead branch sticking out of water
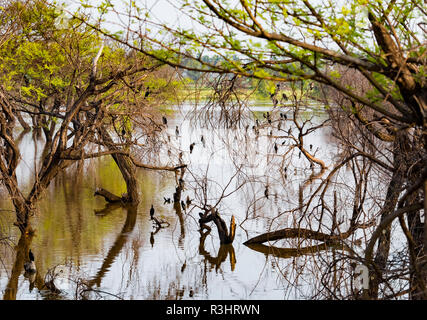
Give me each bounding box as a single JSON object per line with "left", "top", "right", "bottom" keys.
{"left": 151, "top": 216, "right": 170, "bottom": 229}
{"left": 199, "top": 208, "right": 236, "bottom": 245}
{"left": 94, "top": 188, "right": 126, "bottom": 203}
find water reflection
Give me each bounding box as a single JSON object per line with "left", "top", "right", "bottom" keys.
{"left": 0, "top": 103, "right": 345, "bottom": 300}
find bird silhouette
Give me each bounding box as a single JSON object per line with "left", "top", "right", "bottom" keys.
{"left": 150, "top": 232, "right": 155, "bottom": 247}
{"left": 163, "top": 197, "right": 171, "bottom": 204}
{"left": 150, "top": 204, "right": 155, "bottom": 219}
{"left": 24, "top": 249, "right": 36, "bottom": 274}
{"left": 274, "top": 143, "right": 278, "bottom": 154}
{"left": 180, "top": 200, "right": 186, "bottom": 211}
{"left": 175, "top": 126, "right": 180, "bottom": 137}
{"left": 190, "top": 143, "right": 195, "bottom": 154}
{"left": 144, "top": 86, "right": 151, "bottom": 98}
{"left": 162, "top": 116, "right": 168, "bottom": 126}
{"left": 264, "top": 186, "right": 269, "bottom": 199}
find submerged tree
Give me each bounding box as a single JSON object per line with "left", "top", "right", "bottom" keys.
{"left": 74, "top": 0, "right": 427, "bottom": 299}
{"left": 0, "top": 1, "right": 182, "bottom": 234}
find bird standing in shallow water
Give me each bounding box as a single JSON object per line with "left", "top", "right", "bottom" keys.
{"left": 24, "top": 249, "right": 36, "bottom": 273}
{"left": 150, "top": 204, "right": 155, "bottom": 219}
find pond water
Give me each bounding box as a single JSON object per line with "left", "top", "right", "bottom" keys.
{"left": 0, "top": 102, "right": 343, "bottom": 300}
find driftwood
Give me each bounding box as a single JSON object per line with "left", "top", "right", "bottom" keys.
{"left": 199, "top": 208, "right": 236, "bottom": 244}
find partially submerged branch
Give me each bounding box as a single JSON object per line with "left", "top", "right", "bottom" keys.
{"left": 199, "top": 208, "right": 236, "bottom": 244}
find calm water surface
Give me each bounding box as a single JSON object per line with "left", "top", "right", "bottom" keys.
{"left": 0, "top": 103, "right": 337, "bottom": 300}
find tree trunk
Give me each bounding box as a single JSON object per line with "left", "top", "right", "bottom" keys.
{"left": 98, "top": 126, "right": 140, "bottom": 205}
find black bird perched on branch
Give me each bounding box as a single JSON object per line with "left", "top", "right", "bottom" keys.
{"left": 181, "top": 200, "right": 186, "bottom": 211}
{"left": 150, "top": 204, "right": 155, "bottom": 219}
{"left": 282, "top": 92, "right": 288, "bottom": 101}
{"left": 162, "top": 116, "right": 168, "bottom": 126}
{"left": 264, "top": 186, "right": 269, "bottom": 199}
{"left": 190, "top": 142, "right": 195, "bottom": 154}
{"left": 144, "top": 86, "right": 151, "bottom": 98}
{"left": 310, "top": 144, "right": 313, "bottom": 150}
{"left": 274, "top": 143, "right": 278, "bottom": 154}
{"left": 164, "top": 197, "right": 171, "bottom": 204}
{"left": 150, "top": 232, "right": 154, "bottom": 247}
{"left": 24, "top": 249, "right": 36, "bottom": 273}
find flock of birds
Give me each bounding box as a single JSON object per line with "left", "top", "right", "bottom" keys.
{"left": 150, "top": 99, "right": 318, "bottom": 237}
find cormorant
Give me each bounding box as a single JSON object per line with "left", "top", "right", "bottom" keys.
{"left": 24, "top": 250, "right": 36, "bottom": 274}
{"left": 162, "top": 116, "right": 168, "bottom": 125}
{"left": 282, "top": 93, "right": 288, "bottom": 101}
{"left": 150, "top": 204, "right": 155, "bottom": 219}
{"left": 190, "top": 142, "right": 195, "bottom": 154}
{"left": 180, "top": 200, "right": 186, "bottom": 211}
{"left": 175, "top": 126, "right": 179, "bottom": 137}
{"left": 274, "top": 143, "right": 278, "bottom": 154}
{"left": 310, "top": 144, "right": 313, "bottom": 150}
{"left": 264, "top": 186, "right": 269, "bottom": 199}
{"left": 144, "top": 86, "right": 151, "bottom": 98}
{"left": 150, "top": 232, "right": 154, "bottom": 247}
{"left": 164, "top": 197, "right": 171, "bottom": 204}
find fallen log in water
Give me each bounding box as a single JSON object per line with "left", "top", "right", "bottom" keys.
{"left": 243, "top": 228, "right": 335, "bottom": 245}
